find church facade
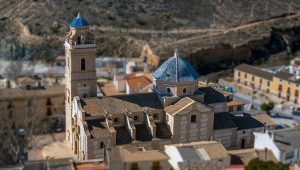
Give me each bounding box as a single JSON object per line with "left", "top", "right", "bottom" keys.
{"left": 65, "top": 15, "right": 275, "bottom": 161}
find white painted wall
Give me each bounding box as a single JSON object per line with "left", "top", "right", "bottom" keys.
{"left": 254, "top": 132, "right": 281, "bottom": 161}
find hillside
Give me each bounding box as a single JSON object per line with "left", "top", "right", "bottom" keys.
{"left": 1, "top": 0, "right": 300, "bottom": 73}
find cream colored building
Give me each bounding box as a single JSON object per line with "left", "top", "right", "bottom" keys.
{"left": 0, "top": 85, "right": 65, "bottom": 132}
{"left": 234, "top": 63, "right": 300, "bottom": 109}
{"left": 109, "top": 145, "right": 170, "bottom": 170}
{"left": 65, "top": 15, "right": 275, "bottom": 162}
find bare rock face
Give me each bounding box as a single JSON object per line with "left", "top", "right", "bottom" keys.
{"left": 1, "top": 0, "right": 300, "bottom": 72}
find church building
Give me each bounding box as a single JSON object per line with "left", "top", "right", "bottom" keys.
{"left": 65, "top": 14, "right": 275, "bottom": 161}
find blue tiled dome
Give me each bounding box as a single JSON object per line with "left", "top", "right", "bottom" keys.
{"left": 69, "top": 13, "right": 90, "bottom": 27}
{"left": 152, "top": 51, "right": 200, "bottom": 82}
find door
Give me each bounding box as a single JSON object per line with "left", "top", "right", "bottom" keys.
{"left": 241, "top": 139, "right": 245, "bottom": 149}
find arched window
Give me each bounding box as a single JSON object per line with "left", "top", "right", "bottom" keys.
{"left": 183, "top": 88, "right": 187, "bottom": 93}
{"left": 81, "top": 58, "right": 86, "bottom": 70}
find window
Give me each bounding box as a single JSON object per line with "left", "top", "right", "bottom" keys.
{"left": 153, "top": 113, "right": 159, "bottom": 120}
{"left": 131, "top": 163, "right": 138, "bottom": 170}
{"left": 183, "top": 88, "right": 187, "bottom": 93}
{"left": 7, "top": 101, "right": 12, "bottom": 109}
{"left": 244, "top": 74, "right": 247, "bottom": 79}
{"left": 267, "top": 81, "right": 270, "bottom": 87}
{"left": 47, "top": 108, "right": 52, "bottom": 116}
{"left": 83, "top": 94, "right": 87, "bottom": 98}
{"left": 294, "top": 99, "right": 298, "bottom": 104}
{"left": 9, "top": 111, "right": 13, "bottom": 119}
{"left": 228, "top": 106, "right": 233, "bottom": 112}
{"left": 114, "top": 118, "right": 119, "bottom": 123}
{"left": 100, "top": 142, "right": 104, "bottom": 148}
{"left": 243, "top": 131, "right": 245, "bottom": 134}
{"left": 83, "top": 84, "right": 86, "bottom": 87}
{"left": 47, "top": 98, "right": 52, "bottom": 105}
{"left": 287, "top": 87, "right": 291, "bottom": 94}
{"left": 295, "top": 90, "right": 299, "bottom": 97}
{"left": 237, "top": 105, "right": 242, "bottom": 111}
{"left": 238, "top": 72, "right": 240, "bottom": 77}
{"left": 278, "top": 84, "right": 282, "bottom": 91}
{"left": 191, "top": 115, "right": 196, "bottom": 123}
{"left": 27, "top": 99, "right": 32, "bottom": 107}
{"left": 167, "top": 88, "right": 171, "bottom": 93}
{"left": 252, "top": 76, "right": 254, "bottom": 81}
{"left": 260, "top": 78, "right": 262, "bottom": 84}
{"left": 81, "top": 58, "right": 86, "bottom": 70}
{"left": 134, "top": 116, "right": 138, "bottom": 121}
{"left": 285, "top": 151, "right": 294, "bottom": 160}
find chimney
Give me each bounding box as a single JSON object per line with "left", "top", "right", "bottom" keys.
{"left": 264, "top": 147, "right": 268, "bottom": 161}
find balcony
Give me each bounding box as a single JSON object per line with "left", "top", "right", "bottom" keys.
{"left": 64, "top": 42, "right": 96, "bottom": 49}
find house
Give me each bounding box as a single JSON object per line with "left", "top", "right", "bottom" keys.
{"left": 254, "top": 127, "right": 300, "bottom": 165}
{"left": 125, "top": 75, "right": 152, "bottom": 94}
{"left": 109, "top": 146, "right": 170, "bottom": 170}
{"left": 164, "top": 141, "right": 230, "bottom": 170}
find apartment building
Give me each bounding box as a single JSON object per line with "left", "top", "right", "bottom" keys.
{"left": 0, "top": 85, "right": 65, "bottom": 132}
{"left": 234, "top": 63, "right": 300, "bottom": 109}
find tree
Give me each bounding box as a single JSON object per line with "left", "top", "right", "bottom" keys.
{"left": 245, "top": 158, "right": 288, "bottom": 170}
{"left": 260, "top": 102, "right": 275, "bottom": 115}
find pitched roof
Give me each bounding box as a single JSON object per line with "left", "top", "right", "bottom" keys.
{"left": 0, "top": 85, "right": 64, "bottom": 99}
{"left": 274, "top": 71, "right": 294, "bottom": 80}
{"left": 110, "top": 146, "right": 168, "bottom": 163}
{"left": 164, "top": 97, "right": 195, "bottom": 115}
{"left": 235, "top": 64, "right": 274, "bottom": 81}
{"left": 167, "top": 141, "right": 230, "bottom": 160}
{"left": 227, "top": 100, "right": 244, "bottom": 107}
{"left": 270, "top": 127, "right": 300, "bottom": 151}
{"left": 199, "top": 86, "right": 226, "bottom": 104}
{"left": 232, "top": 115, "right": 264, "bottom": 130}
{"left": 81, "top": 93, "right": 164, "bottom": 116}
{"left": 126, "top": 76, "right": 151, "bottom": 89}
{"left": 164, "top": 97, "right": 212, "bottom": 116}
{"left": 85, "top": 118, "right": 112, "bottom": 138}
{"left": 251, "top": 113, "right": 275, "bottom": 127}
{"left": 228, "top": 148, "right": 277, "bottom": 165}
{"left": 99, "top": 82, "right": 125, "bottom": 96}
{"left": 274, "top": 71, "right": 300, "bottom": 84}
{"left": 69, "top": 14, "right": 90, "bottom": 27}
{"left": 214, "top": 112, "right": 238, "bottom": 130}
{"left": 152, "top": 52, "right": 199, "bottom": 82}
{"left": 18, "top": 76, "right": 37, "bottom": 84}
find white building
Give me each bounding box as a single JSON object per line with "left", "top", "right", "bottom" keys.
{"left": 254, "top": 127, "right": 300, "bottom": 165}
{"left": 164, "top": 141, "right": 230, "bottom": 170}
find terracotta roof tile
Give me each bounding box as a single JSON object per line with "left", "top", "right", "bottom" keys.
{"left": 126, "top": 76, "right": 151, "bottom": 89}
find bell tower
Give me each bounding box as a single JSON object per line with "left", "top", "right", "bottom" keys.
{"left": 65, "top": 13, "right": 97, "bottom": 142}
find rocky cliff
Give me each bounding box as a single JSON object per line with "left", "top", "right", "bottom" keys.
{"left": 1, "top": 0, "right": 300, "bottom": 73}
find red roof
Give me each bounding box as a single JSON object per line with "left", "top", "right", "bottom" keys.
{"left": 127, "top": 76, "right": 151, "bottom": 89}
